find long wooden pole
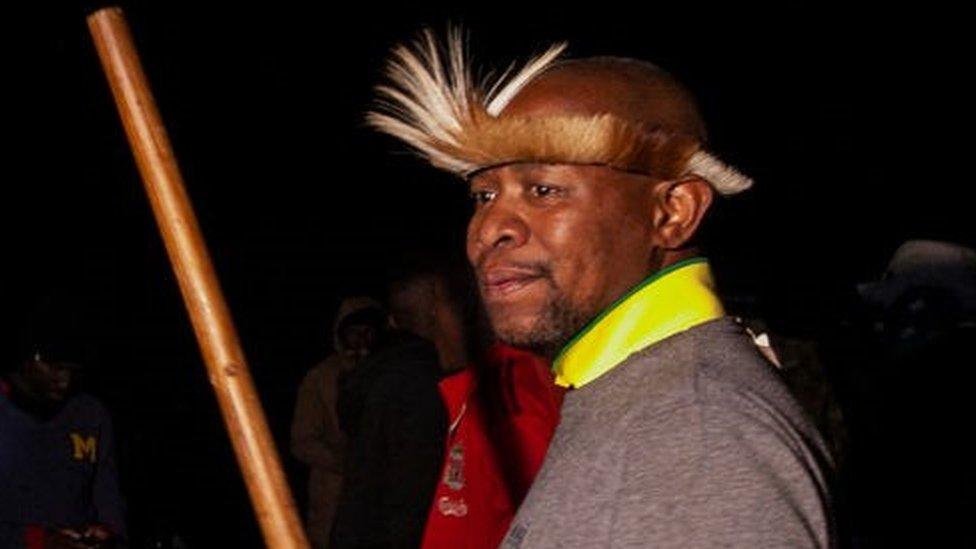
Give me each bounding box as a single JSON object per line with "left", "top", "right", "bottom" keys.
{"left": 87, "top": 8, "right": 309, "bottom": 548}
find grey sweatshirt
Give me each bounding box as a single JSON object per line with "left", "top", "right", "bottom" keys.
{"left": 501, "top": 318, "right": 835, "bottom": 548}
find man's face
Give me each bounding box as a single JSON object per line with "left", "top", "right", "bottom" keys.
{"left": 467, "top": 163, "right": 660, "bottom": 356}
{"left": 22, "top": 356, "right": 73, "bottom": 404}
{"left": 339, "top": 323, "right": 378, "bottom": 361}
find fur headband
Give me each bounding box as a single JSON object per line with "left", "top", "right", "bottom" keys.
{"left": 367, "top": 28, "right": 752, "bottom": 195}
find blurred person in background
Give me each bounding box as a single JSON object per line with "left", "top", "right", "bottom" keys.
{"left": 1, "top": 314, "right": 125, "bottom": 549}
{"left": 330, "top": 270, "right": 453, "bottom": 548}
{"left": 291, "top": 297, "right": 387, "bottom": 549}
{"left": 826, "top": 239, "right": 976, "bottom": 547}
{"left": 420, "top": 338, "right": 563, "bottom": 549}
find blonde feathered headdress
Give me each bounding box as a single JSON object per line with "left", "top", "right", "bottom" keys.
{"left": 367, "top": 28, "right": 752, "bottom": 195}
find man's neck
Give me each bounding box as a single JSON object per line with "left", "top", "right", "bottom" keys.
{"left": 659, "top": 247, "right": 701, "bottom": 270}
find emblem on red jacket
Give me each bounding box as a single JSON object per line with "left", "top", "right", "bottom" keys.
{"left": 444, "top": 442, "right": 465, "bottom": 490}
{"left": 437, "top": 495, "right": 469, "bottom": 517}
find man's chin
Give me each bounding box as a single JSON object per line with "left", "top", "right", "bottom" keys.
{"left": 487, "top": 310, "right": 571, "bottom": 358}
{"left": 487, "top": 313, "right": 536, "bottom": 344}
{"left": 481, "top": 287, "right": 593, "bottom": 357}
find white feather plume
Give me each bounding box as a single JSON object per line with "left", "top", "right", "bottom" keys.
{"left": 484, "top": 42, "right": 568, "bottom": 116}
{"left": 367, "top": 28, "right": 567, "bottom": 172}
{"left": 686, "top": 150, "right": 754, "bottom": 195}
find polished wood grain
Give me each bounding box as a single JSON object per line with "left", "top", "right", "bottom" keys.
{"left": 87, "top": 8, "right": 309, "bottom": 548}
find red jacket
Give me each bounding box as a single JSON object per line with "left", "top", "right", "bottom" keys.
{"left": 421, "top": 345, "right": 564, "bottom": 549}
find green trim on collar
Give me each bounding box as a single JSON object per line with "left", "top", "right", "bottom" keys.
{"left": 552, "top": 257, "right": 724, "bottom": 389}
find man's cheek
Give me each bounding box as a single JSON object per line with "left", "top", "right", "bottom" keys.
{"left": 465, "top": 218, "right": 482, "bottom": 266}
{"left": 550, "top": 258, "right": 589, "bottom": 305}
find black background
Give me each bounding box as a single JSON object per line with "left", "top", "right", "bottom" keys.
{"left": 5, "top": 2, "right": 972, "bottom": 546}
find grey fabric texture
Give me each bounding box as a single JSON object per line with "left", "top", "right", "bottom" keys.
{"left": 501, "top": 318, "right": 835, "bottom": 548}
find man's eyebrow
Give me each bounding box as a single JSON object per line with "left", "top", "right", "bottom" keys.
{"left": 468, "top": 174, "right": 499, "bottom": 188}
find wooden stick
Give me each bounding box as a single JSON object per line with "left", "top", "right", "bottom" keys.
{"left": 87, "top": 8, "right": 309, "bottom": 548}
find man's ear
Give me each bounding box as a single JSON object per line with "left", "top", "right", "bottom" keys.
{"left": 648, "top": 176, "right": 714, "bottom": 249}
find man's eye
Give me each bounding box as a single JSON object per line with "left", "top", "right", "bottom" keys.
{"left": 531, "top": 184, "right": 558, "bottom": 198}
{"left": 470, "top": 189, "right": 496, "bottom": 205}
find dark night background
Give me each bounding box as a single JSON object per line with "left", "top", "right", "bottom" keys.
{"left": 5, "top": 1, "right": 972, "bottom": 547}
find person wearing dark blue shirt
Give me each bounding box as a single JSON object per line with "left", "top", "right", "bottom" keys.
{"left": 1, "top": 341, "right": 125, "bottom": 549}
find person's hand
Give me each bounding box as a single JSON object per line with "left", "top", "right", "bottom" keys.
{"left": 81, "top": 523, "right": 115, "bottom": 543}
{"left": 48, "top": 524, "right": 116, "bottom": 548}
{"left": 44, "top": 529, "right": 89, "bottom": 549}
{"left": 78, "top": 524, "right": 115, "bottom": 547}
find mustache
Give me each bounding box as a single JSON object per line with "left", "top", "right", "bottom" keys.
{"left": 475, "top": 257, "right": 554, "bottom": 280}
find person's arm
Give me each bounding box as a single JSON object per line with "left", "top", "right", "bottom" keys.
{"left": 330, "top": 376, "right": 385, "bottom": 549}
{"left": 332, "top": 369, "right": 446, "bottom": 549}
{"left": 90, "top": 411, "right": 126, "bottom": 543}
{"left": 611, "top": 402, "right": 835, "bottom": 549}
{"left": 378, "top": 374, "right": 447, "bottom": 548}
{"left": 290, "top": 367, "right": 343, "bottom": 473}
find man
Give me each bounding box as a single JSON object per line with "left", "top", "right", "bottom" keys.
{"left": 367, "top": 30, "right": 835, "bottom": 547}
{"left": 416, "top": 259, "right": 564, "bottom": 549}
{"left": 836, "top": 240, "right": 976, "bottom": 546}
{"left": 291, "top": 296, "right": 386, "bottom": 549}
{"left": 330, "top": 271, "right": 451, "bottom": 548}
{"left": 421, "top": 343, "right": 563, "bottom": 549}
{"left": 1, "top": 329, "right": 125, "bottom": 548}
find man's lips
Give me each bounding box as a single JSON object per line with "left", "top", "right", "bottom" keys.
{"left": 479, "top": 266, "right": 547, "bottom": 300}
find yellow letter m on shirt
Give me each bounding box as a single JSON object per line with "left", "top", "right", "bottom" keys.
{"left": 70, "top": 433, "right": 98, "bottom": 463}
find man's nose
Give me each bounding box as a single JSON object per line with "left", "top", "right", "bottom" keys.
{"left": 471, "top": 198, "right": 530, "bottom": 253}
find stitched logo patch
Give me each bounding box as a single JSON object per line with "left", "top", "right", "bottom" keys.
{"left": 443, "top": 442, "right": 465, "bottom": 490}
{"left": 437, "top": 495, "right": 469, "bottom": 517}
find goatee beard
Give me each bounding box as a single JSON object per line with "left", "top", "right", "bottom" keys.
{"left": 492, "top": 292, "right": 592, "bottom": 359}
